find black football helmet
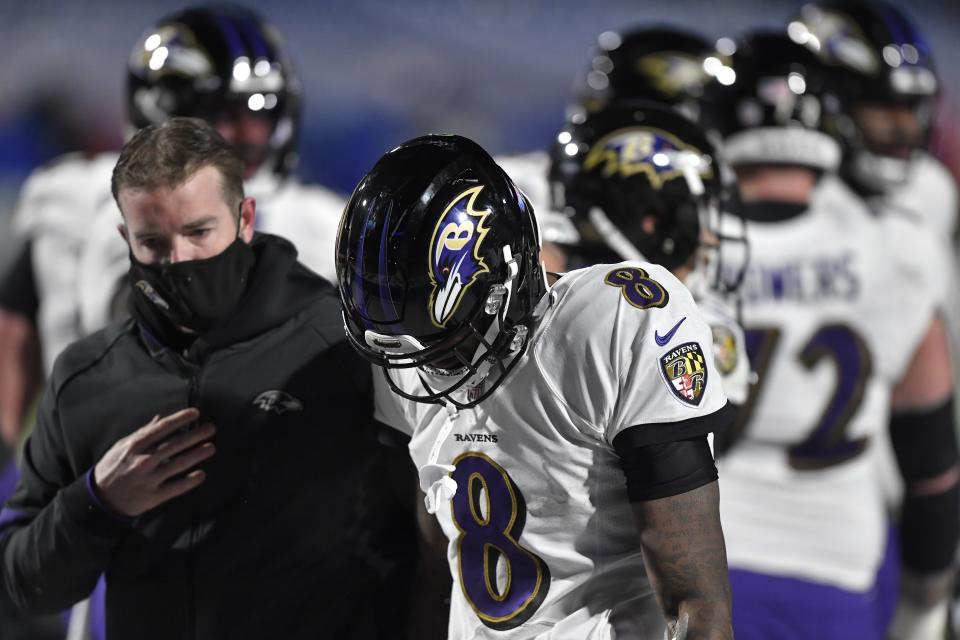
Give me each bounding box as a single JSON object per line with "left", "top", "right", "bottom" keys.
{"left": 549, "top": 101, "right": 746, "bottom": 294}
{"left": 700, "top": 31, "right": 841, "bottom": 172}
{"left": 336, "top": 135, "right": 546, "bottom": 409}
{"left": 789, "top": 1, "right": 939, "bottom": 191}
{"left": 127, "top": 5, "right": 302, "bottom": 176}
{"left": 571, "top": 26, "right": 733, "bottom": 123}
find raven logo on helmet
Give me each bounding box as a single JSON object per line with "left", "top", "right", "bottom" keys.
{"left": 793, "top": 8, "right": 880, "bottom": 74}
{"left": 582, "top": 126, "right": 712, "bottom": 190}
{"left": 428, "top": 186, "right": 491, "bottom": 328}
{"left": 130, "top": 24, "right": 214, "bottom": 82}
{"left": 635, "top": 53, "right": 710, "bottom": 97}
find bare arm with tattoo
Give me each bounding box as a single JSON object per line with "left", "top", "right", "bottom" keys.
{"left": 632, "top": 480, "right": 733, "bottom": 640}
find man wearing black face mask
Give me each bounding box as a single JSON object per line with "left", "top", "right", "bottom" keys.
{"left": 0, "top": 118, "right": 423, "bottom": 640}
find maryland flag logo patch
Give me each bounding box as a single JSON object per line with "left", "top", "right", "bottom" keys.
{"left": 660, "top": 342, "right": 708, "bottom": 406}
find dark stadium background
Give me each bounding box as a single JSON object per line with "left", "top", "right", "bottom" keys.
{"left": 0, "top": 0, "right": 958, "bottom": 267}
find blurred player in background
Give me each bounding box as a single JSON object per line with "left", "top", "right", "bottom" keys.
{"left": 0, "top": 5, "right": 345, "bottom": 449}
{"left": 495, "top": 25, "right": 728, "bottom": 274}
{"left": 337, "top": 134, "right": 735, "bottom": 638}
{"left": 703, "top": 31, "right": 958, "bottom": 639}
{"left": 0, "top": 7, "right": 346, "bottom": 639}
{"left": 792, "top": 0, "right": 960, "bottom": 417}
{"left": 548, "top": 101, "right": 750, "bottom": 413}
{"left": 790, "top": 1, "right": 956, "bottom": 237}
{"left": 76, "top": 6, "right": 345, "bottom": 341}
{"left": 792, "top": 3, "right": 960, "bottom": 636}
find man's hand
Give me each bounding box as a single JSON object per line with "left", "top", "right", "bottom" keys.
{"left": 93, "top": 408, "right": 215, "bottom": 517}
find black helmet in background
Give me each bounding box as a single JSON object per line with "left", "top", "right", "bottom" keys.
{"left": 550, "top": 101, "right": 745, "bottom": 293}
{"left": 699, "top": 31, "right": 842, "bottom": 173}
{"left": 788, "top": 0, "right": 938, "bottom": 192}
{"left": 571, "top": 26, "right": 730, "bottom": 123}
{"left": 127, "top": 5, "right": 302, "bottom": 178}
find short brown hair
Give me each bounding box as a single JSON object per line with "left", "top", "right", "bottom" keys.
{"left": 111, "top": 117, "right": 244, "bottom": 211}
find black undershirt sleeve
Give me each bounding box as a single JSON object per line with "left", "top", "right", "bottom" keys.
{"left": 615, "top": 402, "right": 735, "bottom": 448}
{"left": 613, "top": 403, "right": 734, "bottom": 502}
{"left": 890, "top": 397, "right": 960, "bottom": 573}
{"left": 0, "top": 240, "right": 39, "bottom": 322}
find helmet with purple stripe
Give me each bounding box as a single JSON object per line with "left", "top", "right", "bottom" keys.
{"left": 335, "top": 134, "right": 546, "bottom": 409}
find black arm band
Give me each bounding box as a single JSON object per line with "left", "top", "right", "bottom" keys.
{"left": 890, "top": 396, "right": 958, "bottom": 481}
{"left": 613, "top": 433, "right": 718, "bottom": 502}
{"left": 890, "top": 396, "right": 960, "bottom": 573}
{"left": 900, "top": 486, "right": 960, "bottom": 573}
{"left": 711, "top": 402, "right": 743, "bottom": 457}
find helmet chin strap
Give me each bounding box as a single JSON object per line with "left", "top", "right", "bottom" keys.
{"left": 417, "top": 244, "right": 524, "bottom": 515}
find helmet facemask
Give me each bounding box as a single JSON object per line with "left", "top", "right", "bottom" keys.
{"left": 357, "top": 244, "right": 536, "bottom": 411}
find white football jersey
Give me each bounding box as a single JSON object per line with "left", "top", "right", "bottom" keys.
{"left": 889, "top": 152, "right": 958, "bottom": 240}
{"left": 717, "top": 180, "right": 940, "bottom": 591}
{"left": 374, "top": 261, "right": 728, "bottom": 640}
{"left": 495, "top": 151, "right": 580, "bottom": 246}
{"left": 881, "top": 154, "right": 956, "bottom": 331}
{"left": 889, "top": 153, "right": 960, "bottom": 425}
{"left": 74, "top": 174, "right": 345, "bottom": 345}
{"left": 10, "top": 152, "right": 119, "bottom": 373}
{"left": 244, "top": 172, "right": 345, "bottom": 282}
{"left": 840, "top": 157, "right": 959, "bottom": 509}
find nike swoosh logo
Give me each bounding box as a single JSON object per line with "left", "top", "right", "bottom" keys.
{"left": 655, "top": 317, "right": 686, "bottom": 346}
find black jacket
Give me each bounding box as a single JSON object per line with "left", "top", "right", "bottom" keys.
{"left": 0, "top": 234, "right": 416, "bottom": 639}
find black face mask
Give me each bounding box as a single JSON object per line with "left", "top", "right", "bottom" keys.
{"left": 129, "top": 237, "right": 256, "bottom": 338}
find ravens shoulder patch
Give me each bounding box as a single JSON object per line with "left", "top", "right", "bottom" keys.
{"left": 659, "top": 341, "right": 707, "bottom": 406}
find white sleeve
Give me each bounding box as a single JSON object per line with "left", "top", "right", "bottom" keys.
{"left": 698, "top": 294, "right": 751, "bottom": 406}
{"left": 256, "top": 182, "right": 344, "bottom": 284}
{"left": 495, "top": 152, "right": 580, "bottom": 245}
{"left": 537, "top": 263, "right": 730, "bottom": 447}
{"left": 372, "top": 365, "right": 415, "bottom": 437}
{"left": 874, "top": 212, "right": 946, "bottom": 381}
{"left": 77, "top": 201, "right": 128, "bottom": 335}
{"left": 12, "top": 154, "right": 117, "bottom": 236}
{"left": 11, "top": 155, "right": 117, "bottom": 373}
{"left": 891, "top": 154, "right": 958, "bottom": 240}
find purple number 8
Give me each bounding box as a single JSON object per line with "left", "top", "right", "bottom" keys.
{"left": 450, "top": 452, "right": 550, "bottom": 630}
{"left": 604, "top": 267, "right": 669, "bottom": 310}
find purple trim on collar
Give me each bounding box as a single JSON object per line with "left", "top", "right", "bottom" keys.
{"left": 85, "top": 469, "right": 135, "bottom": 525}
{"left": 0, "top": 461, "right": 19, "bottom": 503}
{"left": 136, "top": 322, "right": 168, "bottom": 356}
